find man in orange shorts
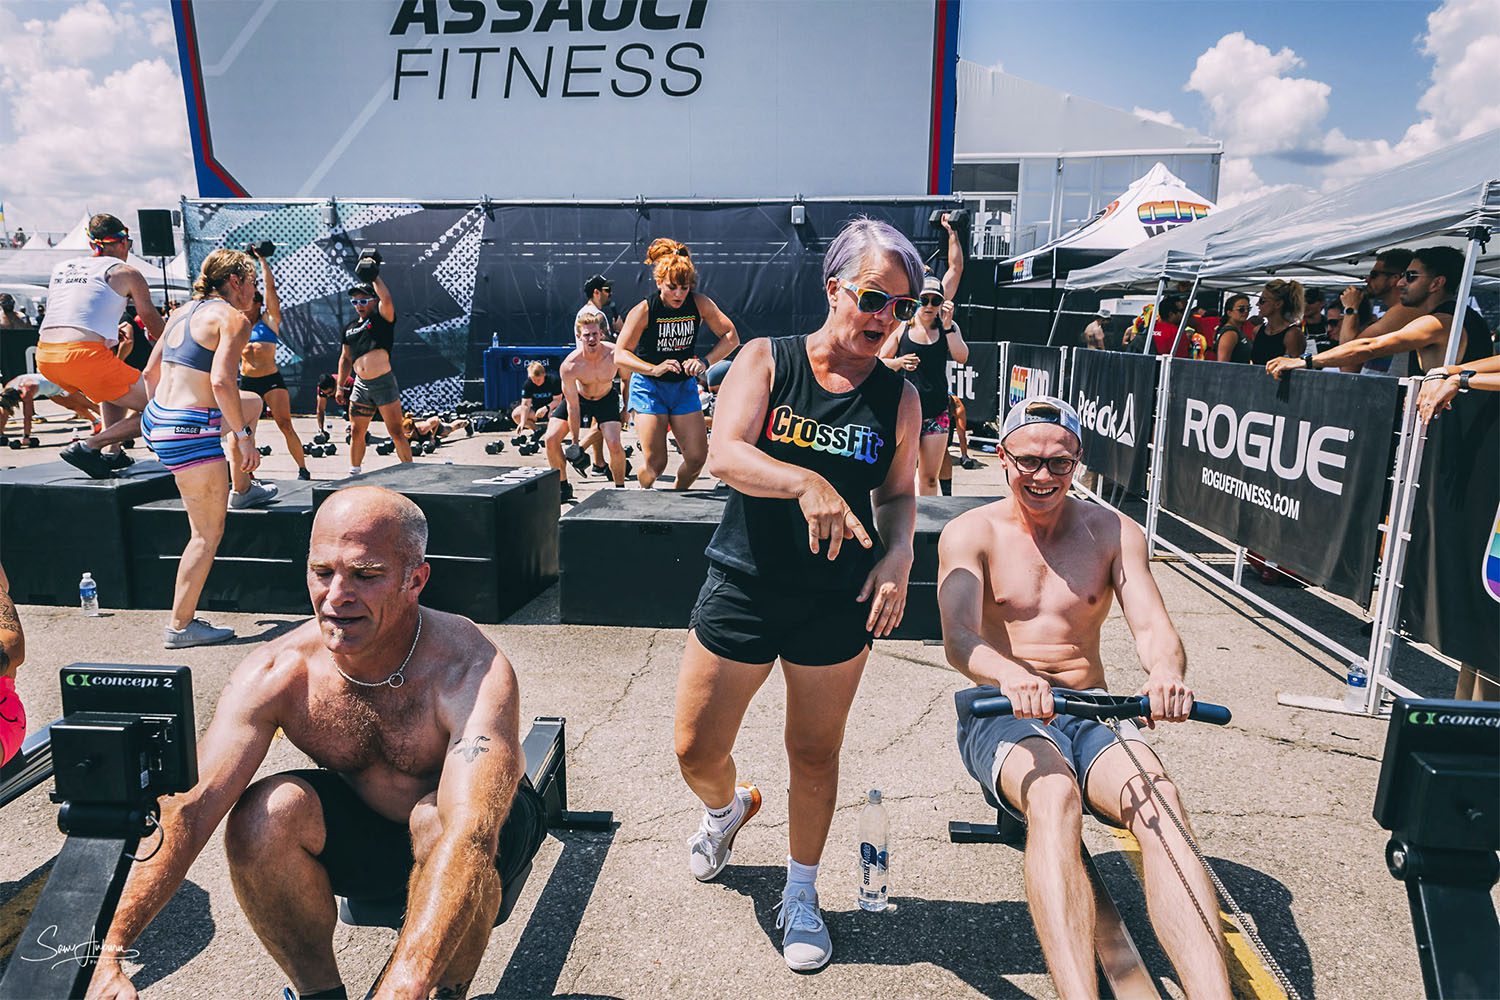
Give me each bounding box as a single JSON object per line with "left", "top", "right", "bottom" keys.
{"left": 37, "top": 213, "right": 164, "bottom": 478}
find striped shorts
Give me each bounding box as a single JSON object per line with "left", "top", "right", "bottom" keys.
{"left": 142, "top": 400, "right": 225, "bottom": 472}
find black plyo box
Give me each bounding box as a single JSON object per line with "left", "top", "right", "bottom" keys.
{"left": 312, "top": 464, "right": 558, "bottom": 623}
{"left": 560, "top": 489, "right": 729, "bottom": 627}
{"left": 129, "top": 480, "right": 315, "bottom": 614}
{"left": 0, "top": 460, "right": 179, "bottom": 607}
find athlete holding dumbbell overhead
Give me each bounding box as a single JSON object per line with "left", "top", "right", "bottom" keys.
{"left": 337, "top": 250, "right": 411, "bottom": 474}
{"left": 238, "top": 242, "right": 310, "bottom": 481}
{"left": 615, "top": 239, "right": 739, "bottom": 490}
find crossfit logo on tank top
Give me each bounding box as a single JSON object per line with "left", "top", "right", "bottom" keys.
{"left": 765, "top": 406, "right": 883, "bottom": 465}
{"left": 654, "top": 316, "right": 696, "bottom": 352}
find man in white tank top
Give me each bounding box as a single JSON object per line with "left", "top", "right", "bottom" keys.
{"left": 37, "top": 213, "right": 164, "bottom": 478}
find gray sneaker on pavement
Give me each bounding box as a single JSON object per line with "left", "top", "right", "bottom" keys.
{"left": 686, "top": 783, "right": 761, "bottom": 881}
{"left": 163, "top": 618, "right": 235, "bottom": 649}
{"left": 776, "top": 886, "right": 832, "bottom": 972}
{"left": 229, "top": 481, "right": 279, "bottom": 509}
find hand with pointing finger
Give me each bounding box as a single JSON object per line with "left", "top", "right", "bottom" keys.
{"left": 796, "top": 473, "right": 872, "bottom": 562}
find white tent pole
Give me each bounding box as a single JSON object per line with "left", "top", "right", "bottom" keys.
{"left": 1169, "top": 272, "right": 1202, "bottom": 357}
{"left": 1440, "top": 229, "right": 1487, "bottom": 368}
{"left": 1140, "top": 277, "right": 1166, "bottom": 353}
{"left": 1362, "top": 383, "right": 1422, "bottom": 714}
{"left": 1044, "top": 290, "right": 1068, "bottom": 346}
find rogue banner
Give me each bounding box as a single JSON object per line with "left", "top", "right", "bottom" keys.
{"left": 1400, "top": 392, "right": 1499, "bottom": 676}
{"left": 1071, "top": 348, "right": 1156, "bottom": 495}
{"left": 947, "top": 341, "right": 999, "bottom": 424}
{"left": 1003, "top": 344, "right": 1065, "bottom": 423}
{"left": 1162, "top": 362, "right": 1400, "bottom": 605}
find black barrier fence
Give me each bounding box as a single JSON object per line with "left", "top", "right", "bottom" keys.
{"left": 1400, "top": 392, "right": 1499, "bottom": 677}
{"left": 0, "top": 327, "right": 39, "bottom": 382}
{"left": 1161, "top": 363, "right": 1401, "bottom": 606}
{"left": 1002, "top": 344, "right": 1066, "bottom": 423}
{"left": 1071, "top": 349, "right": 1157, "bottom": 496}
{"left": 947, "top": 341, "right": 999, "bottom": 425}
{"left": 183, "top": 197, "right": 955, "bottom": 414}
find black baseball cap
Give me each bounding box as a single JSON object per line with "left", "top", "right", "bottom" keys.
{"left": 584, "top": 274, "right": 612, "bottom": 296}
{"left": 348, "top": 284, "right": 376, "bottom": 298}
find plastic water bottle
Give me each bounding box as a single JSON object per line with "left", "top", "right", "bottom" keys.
{"left": 79, "top": 572, "right": 100, "bottom": 616}
{"left": 1344, "top": 658, "right": 1369, "bottom": 710}
{"left": 857, "top": 789, "right": 889, "bottom": 912}
{"left": 491, "top": 332, "right": 500, "bottom": 349}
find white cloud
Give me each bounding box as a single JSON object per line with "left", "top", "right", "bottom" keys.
{"left": 0, "top": 1, "right": 192, "bottom": 233}
{"left": 1133, "top": 106, "right": 1184, "bottom": 128}
{"left": 1186, "top": 32, "right": 1331, "bottom": 157}
{"left": 1214, "top": 156, "right": 1307, "bottom": 210}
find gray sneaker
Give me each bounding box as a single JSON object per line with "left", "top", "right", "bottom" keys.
{"left": 164, "top": 618, "right": 235, "bottom": 649}
{"left": 686, "top": 783, "right": 761, "bottom": 881}
{"left": 228, "top": 481, "right": 279, "bottom": 509}
{"left": 776, "top": 886, "right": 832, "bottom": 972}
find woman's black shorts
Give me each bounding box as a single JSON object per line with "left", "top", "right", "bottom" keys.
{"left": 276, "top": 768, "right": 548, "bottom": 900}
{"left": 689, "top": 563, "right": 872, "bottom": 667}
{"left": 239, "top": 371, "right": 287, "bottom": 397}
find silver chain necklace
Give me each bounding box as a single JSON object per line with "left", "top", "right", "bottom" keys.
{"left": 335, "top": 610, "right": 421, "bottom": 689}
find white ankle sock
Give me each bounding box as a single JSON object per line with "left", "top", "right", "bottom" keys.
{"left": 786, "top": 857, "right": 819, "bottom": 896}
{"left": 704, "top": 792, "right": 744, "bottom": 834}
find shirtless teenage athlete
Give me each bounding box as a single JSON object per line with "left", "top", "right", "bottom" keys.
{"left": 545, "top": 311, "right": 628, "bottom": 497}
{"left": 87, "top": 487, "right": 547, "bottom": 1000}
{"left": 938, "top": 397, "right": 1230, "bottom": 1000}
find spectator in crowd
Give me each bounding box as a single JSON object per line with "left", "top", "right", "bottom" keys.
{"left": 583, "top": 274, "right": 622, "bottom": 335}
{"left": 1083, "top": 310, "right": 1107, "bottom": 350}
{"left": 1150, "top": 295, "right": 1195, "bottom": 357}
{"left": 11, "top": 228, "right": 27, "bottom": 248}
{"left": 1215, "top": 293, "right": 1254, "bottom": 362}
{"left": 1331, "top": 248, "right": 1415, "bottom": 375}
{"left": 1418, "top": 354, "right": 1500, "bottom": 425}
{"left": 1248, "top": 280, "right": 1306, "bottom": 365}
{"left": 1301, "top": 288, "right": 1329, "bottom": 352}
{"left": 1268, "top": 247, "right": 1494, "bottom": 380}
{"left": 0, "top": 294, "right": 30, "bottom": 329}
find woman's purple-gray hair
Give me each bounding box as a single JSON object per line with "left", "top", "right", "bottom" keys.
{"left": 822, "top": 218, "right": 924, "bottom": 297}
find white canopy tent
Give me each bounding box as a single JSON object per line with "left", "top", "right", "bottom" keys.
{"left": 1002, "top": 162, "right": 1216, "bottom": 279}
{"left": 0, "top": 216, "right": 191, "bottom": 297}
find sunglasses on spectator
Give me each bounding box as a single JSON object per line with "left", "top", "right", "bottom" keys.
{"left": 349, "top": 297, "right": 374, "bottom": 305}
{"left": 839, "top": 281, "right": 920, "bottom": 322}
{"left": 1229, "top": 305, "right": 1249, "bottom": 313}
{"left": 919, "top": 294, "right": 944, "bottom": 307}
{"left": 1003, "top": 449, "right": 1078, "bottom": 476}
{"left": 1400, "top": 270, "right": 1423, "bottom": 282}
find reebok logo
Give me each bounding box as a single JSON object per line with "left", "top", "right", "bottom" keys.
{"left": 1076, "top": 392, "right": 1136, "bottom": 448}
{"left": 1181, "top": 399, "right": 1353, "bottom": 496}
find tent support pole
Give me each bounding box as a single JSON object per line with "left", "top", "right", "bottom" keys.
{"left": 1044, "top": 290, "right": 1068, "bottom": 346}
{"left": 1169, "top": 273, "right": 1201, "bottom": 357}
{"left": 1441, "top": 228, "right": 1487, "bottom": 367}
{"left": 1140, "top": 277, "right": 1166, "bottom": 353}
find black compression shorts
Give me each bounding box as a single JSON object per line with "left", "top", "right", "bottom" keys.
{"left": 276, "top": 768, "right": 547, "bottom": 900}
{"left": 689, "top": 563, "right": 873, "bottom": 667}
{"left": 239, "top": 371, "right": 287, "bottom": 397}
{"left": 552, "top": 389, "right": 622, "bottom": 428}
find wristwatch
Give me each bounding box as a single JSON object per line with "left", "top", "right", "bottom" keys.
{"left": 1304, "top": 352, "right": 1323, "bottom": 370}
{"left": 234, "top": 426, "right": 251, "bottom": 440}
{"left": 1459, "top": 369, "right": 1476, "bottom": 391}
{"left": 941, "top": 325, "right": 955, "bottom": 334}
{"left": 1343, "top": 307, "right": 1357, "bottom": 315}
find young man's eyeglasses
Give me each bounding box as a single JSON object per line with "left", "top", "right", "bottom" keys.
{"left": 838, "top": 281, "right": 920, "bottom": 322}
{"left": 349, "top": 297, "right": 374, "bottom": 306}
{"left": 1004, "top": 449, "right": 1078, "bottom": 476}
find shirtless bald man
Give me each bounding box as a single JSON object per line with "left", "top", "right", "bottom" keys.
{"left": 545, "top": 311, "right": 628, "bottom": 497}
{"left": 938, "top": 397, "right": 1230, "bottom": 1000}
{"left": 88, "top": 487, "right": 547, "bottom": 1000}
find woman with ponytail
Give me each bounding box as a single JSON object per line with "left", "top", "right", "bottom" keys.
{"left": 615, "top": 238, "right": 739, "bottom": 489}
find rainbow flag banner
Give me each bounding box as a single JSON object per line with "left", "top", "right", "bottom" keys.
{"left": 1485, "top": 502, "right": 1500, "bottom": 604}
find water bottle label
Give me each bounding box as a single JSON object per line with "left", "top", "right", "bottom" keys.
{"left": 859, "top": 842, "right": 888, "bottom": 884}
{"left": 1346, "top": 671, "right": 1367, "bottom": 688}
{"left": 81, "top": 587, "right": 97, "bottom": 598}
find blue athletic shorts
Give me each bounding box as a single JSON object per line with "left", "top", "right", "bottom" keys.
{"left": 954, "top": 686, "right": 1149, "bottom": 822}
{"left": 142, "top": 400, "right": 225, "bottom": 472}
{"left": 629, "top": 374, "right": 701, "bottom": 416}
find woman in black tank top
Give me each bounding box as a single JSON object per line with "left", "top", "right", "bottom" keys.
{"left": 1251, "top": 279, "right": 1307, "bottom": 367}
{"left": 673, "top": 220, "right": 921, "bottom": 971}
{"left": 615, "top": 239, "right": 740, "bottom": 490}
{"left": 879, "top": 274, "right": 969, "bottom": 494}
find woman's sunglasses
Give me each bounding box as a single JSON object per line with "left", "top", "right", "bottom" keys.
{"left": 920, "top": 294, "right": 944, "bottom": 307}
{"left": 839, "top": 281, "right": 919, "bottom": 322}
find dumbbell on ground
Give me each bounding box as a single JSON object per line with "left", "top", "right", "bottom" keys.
{"left": 303, "top": 441, "right": 339, "bottom": 458}
{"left": 563, "top": 443, "right": 591, "bottom": 474}
{"left": 258, "top": 445, "right": 273, "bottom": 456}
{"left": 484, "top": 440, "right": 507, "bottom": 455}
{"left": 7, "top": 436, "right": 39, "bottom": 449}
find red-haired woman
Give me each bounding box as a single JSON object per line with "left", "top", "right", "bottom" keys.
{"left": 615, "top": 239, "right": 739, "bottom": 489}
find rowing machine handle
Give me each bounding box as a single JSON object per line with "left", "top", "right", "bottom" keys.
{"left": 967, "top": 692, "right": 1232, "bottom": 725}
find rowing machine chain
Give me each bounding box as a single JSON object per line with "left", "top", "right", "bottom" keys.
{"left": 1105, "top": 721, "right": 1304, "bottom": 1000}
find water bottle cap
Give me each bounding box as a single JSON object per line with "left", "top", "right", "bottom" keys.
{"left": 81, "top": 572, "right": 94, "bottom": 580}
{"left": 868, "top": 789, "right": 881, "bottom": 804}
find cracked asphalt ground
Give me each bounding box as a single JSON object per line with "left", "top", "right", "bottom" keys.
{"left": 0, "top": 414, "right": 1470, "bottom": 998}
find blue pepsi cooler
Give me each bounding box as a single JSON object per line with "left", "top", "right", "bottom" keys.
{"left": 483, "top": 345, "right": 575, "bottom": 411}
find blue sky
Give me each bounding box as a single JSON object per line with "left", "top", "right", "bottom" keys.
{"left": 1, "top": 0, "right": 1495, "bottom": 230}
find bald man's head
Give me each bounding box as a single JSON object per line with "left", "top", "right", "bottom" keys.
{"left": 313, "top": 486, "right": 428, "bottom": 573}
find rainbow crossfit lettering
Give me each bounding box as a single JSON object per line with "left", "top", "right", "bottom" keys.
{"left": 1484, "top": 502, "right": 1500, "bottom": 604}
{"left": 765, "top": 406, "right": 883, "bottom": 465}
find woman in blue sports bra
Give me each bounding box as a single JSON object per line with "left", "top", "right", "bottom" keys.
{"left": 238, "top": 245, "right": 309, "bottom": 479}
{"left": 142, "top": 248, "right": 277, "bottom": 650}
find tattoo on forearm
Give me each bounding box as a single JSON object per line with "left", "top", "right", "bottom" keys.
{"left": 0, "top": 597, "right": 20, "bottom": 635}
{"left": 450, "top": 736, "right": 490, "bottom": 762}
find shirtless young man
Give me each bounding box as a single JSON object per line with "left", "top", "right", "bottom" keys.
{"left": 0, "top": 373, "right": 100, "bottom": 441}
{"left": 88, "top": 487, "right": 547, "bottom": 1000}
{"left": 545, "top": 311, "right": 628, "bottom": 498}
{"left": 938, "top": 397, "right": 1230, "bottom": 1000}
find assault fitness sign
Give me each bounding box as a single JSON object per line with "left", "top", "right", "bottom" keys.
{"left": 172, "top": 0, "right": 959, "bottom": 199}
{"left": 1071, "top": 348, "right": 1156, "bottom": 495}
{"left": 1163, "top": 362, "right": 1400, "bottom": 604}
